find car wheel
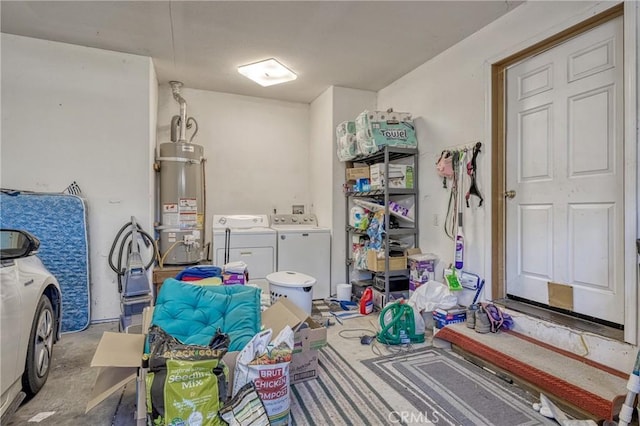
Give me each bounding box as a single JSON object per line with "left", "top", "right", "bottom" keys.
{"left": 22, "top": 295, "right": 55, "bottom": 396}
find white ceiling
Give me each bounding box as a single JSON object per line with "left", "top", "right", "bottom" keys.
{"left": 1, "top": 1, "right": 522, "bottom": 104}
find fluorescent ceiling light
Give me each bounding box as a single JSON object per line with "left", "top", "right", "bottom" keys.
{"left": 238, "top": 58, "right": 297, "bottom": 87}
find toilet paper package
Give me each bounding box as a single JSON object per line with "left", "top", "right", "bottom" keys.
{"left": 336, "top": 121, "right": 358, "bottom": 161}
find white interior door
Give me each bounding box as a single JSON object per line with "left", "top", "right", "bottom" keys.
{"left": 505, "top": 16, "right": 624, "bottom": 325}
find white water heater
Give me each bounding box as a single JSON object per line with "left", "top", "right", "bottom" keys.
{"left": 156, "top": 81, "right": 205, "bottom": 265}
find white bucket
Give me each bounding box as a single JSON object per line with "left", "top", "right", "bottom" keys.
{"left": 336, "top": 283, "right": 352, "bottom": 301}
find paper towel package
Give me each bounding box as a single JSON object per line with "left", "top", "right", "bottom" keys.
{"left": 355, "top": 110, "right": 417, "bottom": 155}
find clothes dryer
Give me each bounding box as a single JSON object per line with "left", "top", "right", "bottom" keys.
{"left": 270, "top": 214, "right": 331, "bottom": 300}
{"left": 212, "top": 214, "right": 276, "bottom": 287}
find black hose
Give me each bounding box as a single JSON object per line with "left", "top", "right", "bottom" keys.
{"left": 108, "top": 222, "right": 132, "bottom": 274}
{"left": 108, "top": 221, "right": 158, "bottom": 293}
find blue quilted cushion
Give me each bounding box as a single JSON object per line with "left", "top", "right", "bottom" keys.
{"left": 152, "top": 279, "right": 229, "bottom": 346}
{"left": 152, "top": 279, "right": 261, "bottom": 351}
{"left": 198, "top": 284, "right": 261, "bottom": 351}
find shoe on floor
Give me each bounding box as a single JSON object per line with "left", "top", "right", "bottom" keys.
{"left": 466, "top": 304, "right": 478, "bottom": 329}
{"left": 475, "top": 308, "right": 491, "bottom": 334}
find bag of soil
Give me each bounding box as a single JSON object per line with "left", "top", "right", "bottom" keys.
{"left": 145, "top": 325, "right": 230, "bottom": 426}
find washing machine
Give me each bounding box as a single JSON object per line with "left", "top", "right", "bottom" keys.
{"left": 270, "top": 213, "right": 331, "bottom": 300}
{"left": 212, "top": 214, "right": 276, "bottom": 287}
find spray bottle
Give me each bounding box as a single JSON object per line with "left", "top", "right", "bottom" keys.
{"left": 360, "top": 287, "right": 374, "bottom": 315}
{"left": 455, "top": 211, "right": 464, "bottom": 270}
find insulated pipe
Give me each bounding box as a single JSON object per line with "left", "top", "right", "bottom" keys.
{"left": 170, "top": 115, "right": 180, "bottom": 142}
{"left": 169, "top": 81, "right": 187, "bottom": 143}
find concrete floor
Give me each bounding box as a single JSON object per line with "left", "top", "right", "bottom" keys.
{"left": 6, "top": 312, "right": 443, "bottom": 425}
{"left": 6, "top": 322, "right": 137, "bottom": 426}
{"left": 6, "top": 304, "right": 630, "bottom": 425}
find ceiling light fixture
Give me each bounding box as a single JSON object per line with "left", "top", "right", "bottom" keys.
{"left": 238, "top": 58, "right": 297, "bottom": 87}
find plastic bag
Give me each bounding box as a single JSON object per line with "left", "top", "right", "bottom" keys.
{"left": 219, "top": 382, "right": 270, "bottom": 426}
{"left": 407, "top": 280, "right": 458, "bottom": 314}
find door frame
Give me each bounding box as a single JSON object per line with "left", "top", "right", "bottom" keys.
{"left": 488, "top": 2, "right": 639, "bottom": 344}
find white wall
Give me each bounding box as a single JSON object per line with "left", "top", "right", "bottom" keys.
{"left": 1, "top": 34, "right": 156, "bottom": 321}
{"left": 309, "top": 86, "right": 376, "bottom": 293}
{"left": 309, "top": 88, "right": 333, "bottom": 228}
{"left": 331, "top": 87, "right": 376, "bottom": 287}
{"left": 377, "top": 1, "right": 631, "bottom": 300}
{"left": 156, "top": 86, "right": 310, "bottom": 239}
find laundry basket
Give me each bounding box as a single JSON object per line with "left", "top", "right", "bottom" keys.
{"left": 266, "top": 271, "right": 316, "bottom": 315}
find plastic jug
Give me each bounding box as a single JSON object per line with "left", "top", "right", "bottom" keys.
{"left": 360, "top": 287, "right": 374, "bottom": 315}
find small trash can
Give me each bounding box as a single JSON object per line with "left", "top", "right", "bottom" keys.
{"left": 266, "top": 271, "right": 316, "bottom": 315}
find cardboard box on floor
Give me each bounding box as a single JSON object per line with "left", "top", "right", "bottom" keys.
{"left": 86, "top": 297, "right": 327, "bottom": 414}
{"left": 262, "top": 297, "right": 328, "bottom": 384}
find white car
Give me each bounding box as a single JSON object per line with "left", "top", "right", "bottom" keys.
{"left": 0, "top": 229, "right": 61, "bottom": 422}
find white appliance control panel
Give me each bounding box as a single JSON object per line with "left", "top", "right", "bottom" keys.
{"left": 212, "top": 214, "right": 270, "bottom": 229}
{"left": 271, "top": 214, "right": 318, "bottom": 226}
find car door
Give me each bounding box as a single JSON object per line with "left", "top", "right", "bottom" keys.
{"left": 1, "top": 258, "right": 23, "bottom": 399}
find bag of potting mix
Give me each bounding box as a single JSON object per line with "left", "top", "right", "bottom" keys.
{"left": 145, "top": 325, "right": 229, "bottom": 426}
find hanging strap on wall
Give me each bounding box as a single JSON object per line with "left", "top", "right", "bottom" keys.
{"left": 465, "top": 142, "right": 484, "bottom": 207}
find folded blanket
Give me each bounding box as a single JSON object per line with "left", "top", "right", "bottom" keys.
{"left": 175, "top": 265, "right": 222, "bottom": 280}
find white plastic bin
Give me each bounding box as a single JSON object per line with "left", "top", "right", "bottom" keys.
{"left": 267, "top": 271, "right": 316, "bottom": 315}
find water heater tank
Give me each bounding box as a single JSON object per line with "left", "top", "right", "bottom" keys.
{"left": 157, "top": 141, "right": 205, "bottom": 265}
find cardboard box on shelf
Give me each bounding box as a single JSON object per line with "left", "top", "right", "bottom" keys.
{"left": 369, "top": 164, "right": 414, "bottom": 189}
{"left": 87, "top": 297, "right": 327, "bottom": 415}
{"left": 366, "top": 249, "right": 407, "bottom": 272}
{"left": 389, "top": 201, "right": 411, "bottom": 218}
{"left": 346, "top": 166, "right": 370, "bottom": 182}
{"left": 407, "top": 248, "right": 438, "bottom": 284}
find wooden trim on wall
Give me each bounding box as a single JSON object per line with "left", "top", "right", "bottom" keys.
{"left": 494, "top": 4, "right": 623, "bottom": 69}
{"left": 491, "top": 3, "right": 623, "bottom": 300}
{"left": 491, "top": 64, "right": 505, "bottom": 299}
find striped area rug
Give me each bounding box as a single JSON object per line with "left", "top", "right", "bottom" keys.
{"left": 289, "top": 344, "right": 399, "bottom": 425}
{"left": 362, "top": 347, "right": 556, "bottom": 426}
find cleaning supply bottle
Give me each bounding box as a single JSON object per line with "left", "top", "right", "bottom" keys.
{"left": 360, "top": 287, "right": 373, "bottom": 315}
{"left": 455, "top": 213, "right": 464, "bottom": 270}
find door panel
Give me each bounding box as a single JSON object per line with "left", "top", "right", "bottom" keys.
{"left": 569, "top": 203, "right": 614, "bottom": 289}
{"left": 214, "top": 247, "right": 274, "bottom": 281}
{"left": 1, "top": 261, "right": 22, "bottom": 398}
{"left": 506, "top": 16, "right": 624, "bottom": 324}
{"left": 519, "top": 104, "right": 553, "bottom": 181}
